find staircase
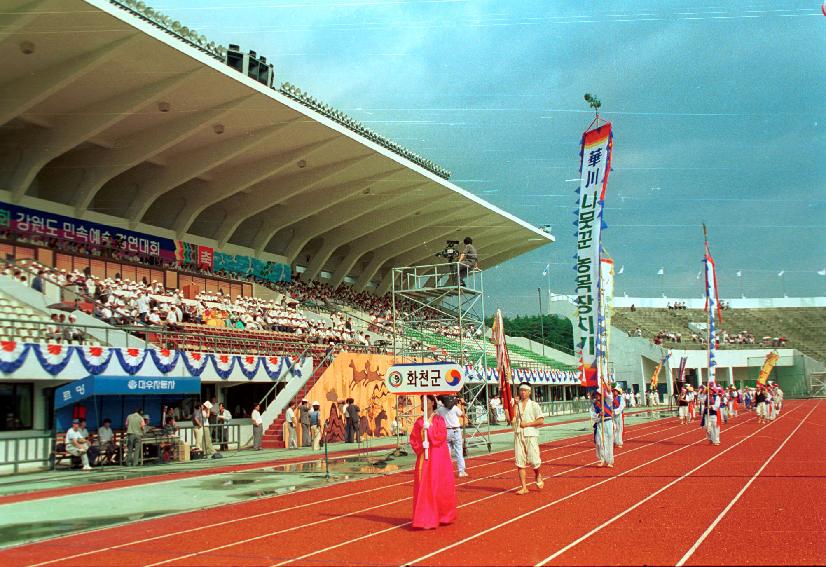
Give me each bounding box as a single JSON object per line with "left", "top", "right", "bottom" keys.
{"left": 261, "top": 356, "right": 333, "bottom": 448}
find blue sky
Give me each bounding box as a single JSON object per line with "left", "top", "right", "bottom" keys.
{"left": 157, "top": 0, "right": 826, "bottom": 315}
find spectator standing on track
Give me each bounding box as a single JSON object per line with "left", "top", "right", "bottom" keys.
{"left": 687, "top": 386, "right": 696, "bottom": 422}
{"left": 409, "top": 395, "right": 457, "bottom": 529}
{"left": 345, "top": 398, "right": 360, "bottom": 444}
{"left": 511, "top": 383, "right": 545, "bottom": 495}
{"left": 310, "top": 402, "right": 322, "bottom": 451}
{"left": 437, "top": 396, "right": 467, "bottom": 477}
{"left": 612, "top": 387, "right": 625, "bottom": 448}
{"left": 217, "top": 403, "right": 232, "bottom": 451}
{"left": 251, "top": 403, "right": 263, "bottom": 450}
{"left": 284, "top": 401, "right": 298, "bottom": 449}
{"left": 125, "top": 408, "right": 145, "bottom": 466}
{"left": 591, "top": 390, "right": 614, "bottom": 468}
{"left": 299, "top": 399, "right": 311, "bottom": 447}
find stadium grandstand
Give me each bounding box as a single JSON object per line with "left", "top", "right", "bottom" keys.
{"left": 0, "top": 0, "right": 574, "bottom": 466}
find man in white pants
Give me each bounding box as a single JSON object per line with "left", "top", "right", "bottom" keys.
{"left": 65, "top": 419, "right": 92, "bottom": 471}
{"left": 511, "top": 383, "right": 544, "bottom": 495}
{"left": 437, "top": 396, "right": 467, "bottom": 477}
{"left": 612, "top": 387, "right": 625, "bottom": 448}
{"left": 705, "top": 388, "right": 722, "bottom": 446}
{"left": 591, "top": 390, "right": 615, "bottom": 467}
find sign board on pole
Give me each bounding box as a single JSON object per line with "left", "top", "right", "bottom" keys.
{"left": 385, "top": 362, "right": 464, "bottom": 395}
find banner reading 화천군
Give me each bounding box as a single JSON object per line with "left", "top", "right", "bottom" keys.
{"left": 574, "top": 123, "right": 613, "bottom": 387}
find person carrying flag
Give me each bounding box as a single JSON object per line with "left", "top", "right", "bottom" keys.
{"left": 704, "top": 387, "right": 722, "bottom": 446}
{"left": 612, "top": 386, "right": 625, "bottom": 448}
{"left": 511, "top": 383, "right": 544, "bottom": 495}
{"left": 687, "top": 386, "right": 696, "bottom": 423}
{"left": 591, "top": 389, "right": 614, "bottom": 467}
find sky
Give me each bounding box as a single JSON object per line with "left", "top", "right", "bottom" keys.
{"left": 156, "top": 0, "right": 826, "bottom": 315}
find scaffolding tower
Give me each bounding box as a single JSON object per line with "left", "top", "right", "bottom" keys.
{"left": 391, "top": 262, "right": 491, "bottom": 452}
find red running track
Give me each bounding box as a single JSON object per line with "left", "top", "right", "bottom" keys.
{"left": 1, "top": 401, "right": 821, "bottom": 567}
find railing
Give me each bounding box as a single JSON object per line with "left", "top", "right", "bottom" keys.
{"left": 0, "top": 433, "right": 54, "bottom": 474}
{"left": 176, "top": 422, "right": 245, "bottom": 453}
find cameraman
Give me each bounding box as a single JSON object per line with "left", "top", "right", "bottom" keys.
{"left": 458, "top": 237, "right": 478, "bottom": 286}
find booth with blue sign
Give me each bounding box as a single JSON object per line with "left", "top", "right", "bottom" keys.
{"left": 54, "top": 375, "right": 201, "bottom": 432}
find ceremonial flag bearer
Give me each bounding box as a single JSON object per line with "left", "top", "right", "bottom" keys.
{"left": 591, "top": 390, "right": 615, "bottom": 467}
{"left": 511, "top": 383, "right": 544, "bottom": 495}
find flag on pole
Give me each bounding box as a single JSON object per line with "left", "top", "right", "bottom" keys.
{"left": 736, "top": 270, "right": 742, "bottom": 277}
{"left": 678, "top": 356, "right": 688, "bottom": 383}
{"left": 491, "top": 309, "right": 515, "bottom": 423}
{"left": 818, "top": 269, "right": 826, "bottom": 276}
{"left": 618, "top": 265, "right": 624, "bottom": 275}
{"left": 777, "top": 270, "right": 785, "bottom": 277}
{"left": 543, "top": 263, "right": 550, "bottom": 277}
{"left": 757, "top": 351, "right": 780, "bottom": 386}
{"left": 573, "top": 121, "right": 613, "bottom": 390}
{"left": 650, "top": 352, "right": 671, "bottom": 390}
{"left": 703, "top": 224, "right": 722, "bottom": 385}
{"left": 657, "top": 268, "right": 664, "bottom": 276}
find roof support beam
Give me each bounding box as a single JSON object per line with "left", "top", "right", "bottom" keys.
{"left": 9, "top": 70, "right": 197, "bottom": 203}
{"left": 280, "top": 180, "right": 427, "bottom": 263}
{"left": 0, "top": 34, "right": 138, "bottom": 127}
{"left": 352, "top": 210, "right": 479, "bottom": 292}
{"left": 173, "top": 136, "right": 339, "bottom": 237}
{"left": 251, "top": 167, "right": 406, "bottom": 255}
{"left": 124, "top": 119, "right": 295, "bottom": 227}
{"left": 210, "top": 152, "right": 372, "bottom": 245}
{"left": 328, "top": 202, "right": 464, "bottom": 288}
{"left": 300, "top": 194, "right": 449, "bottom": 282}
{"left": 70, "top": 95, "right": 251, "bottom": 216}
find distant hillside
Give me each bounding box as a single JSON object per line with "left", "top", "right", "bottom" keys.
{"left": 486, "top": 314, "right": 574, "bottom": 354}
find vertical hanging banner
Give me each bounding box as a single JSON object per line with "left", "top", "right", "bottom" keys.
{"left": 574, "top": 122, "right": 613, "bottom": 388}
{"left": 597, "top": 257, "right": 615, "bottom": 390}
{"left": 703, "top": 236, "right": 722, "bottom": 385}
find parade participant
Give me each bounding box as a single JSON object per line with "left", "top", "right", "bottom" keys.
{"left": 511, "top": 383, "right": 545, "bottom": 495}
{"left": 612, "top": 387, "right": 625, "bottom": 448}
{"left": 677, "top": 387, "right": 689, "bottom": 425}
{"left": 409, "top": 395, "right": 457, "bottom": 529}
{"left": 591, "top": 389, "right": 614, "bottom": 467}
{"left": 436, "top": 395, "right": 467, "bottom": 477}
{"left": 687, "top": 386, "right": 696, "bottom": 423}
{"left": 728, "top": 385, "right": 739, "bottom": 417}
{"left": 774, "top": 385, "right": 784, "bottom": 415}
{"left": 704, "top": 387, "right": 722, "bottom": 446}
{"left": 755, "top": 385, "right": 767, "bottom": 424}
{"left": 765, "top": 386, "right": 775, "bottom": 421}
{"left": 719, "top": 388, "right": 729, "bottom": 424}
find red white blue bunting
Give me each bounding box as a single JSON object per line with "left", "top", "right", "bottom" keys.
{"left": 0, "top": 342, "right": 306, "bottom": 381}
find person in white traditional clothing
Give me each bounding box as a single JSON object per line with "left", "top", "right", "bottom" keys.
{"left": 511, "top": 383, "right": 544, "bottom": 495}
{"left": 612, "top": 387, "right": 625, "bottom": 448}
{"left": 704, "top": 387, "right": 722, "bottom": 446}
{"left": 591, "top": 390, "right": 615, "bottom": 467}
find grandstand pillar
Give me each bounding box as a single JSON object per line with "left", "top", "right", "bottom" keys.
{"left": 727, "top": 366, "right": 735, "bottom": 386}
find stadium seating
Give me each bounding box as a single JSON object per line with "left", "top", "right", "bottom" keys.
{"left": 613, "top": 307, "right": 826, "bottom": 363}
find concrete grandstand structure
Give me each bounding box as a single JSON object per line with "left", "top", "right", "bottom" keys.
{"left": 0, "top": 0, "right": 552, "bottom": 294}
{"left": 0, "top": 0, "right": 564, "bottom": 468}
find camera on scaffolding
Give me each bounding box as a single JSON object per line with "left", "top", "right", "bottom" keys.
{"left": 435, "top": 240, "right": 460, "bottom": 262}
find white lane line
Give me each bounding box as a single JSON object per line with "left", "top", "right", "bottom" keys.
{"left": 675, "top": 401, "right": 819, "bottom": 567}
{"left": 271, "top": 419, "right": 742, "bottom": 567}
{"left": 146, "top": 420, "right": 685, "bottom": 567}
{"left": 534, "top": 403, "right": 806, "bottom": 566}
{"left": 24, "top": 420, "right": 671, "bottom": 567}
{"left": 25, "top": 416, "right": 673, "bottom": 567}
{"left": 405, "top": 414, "right": 764, "bottom": 567}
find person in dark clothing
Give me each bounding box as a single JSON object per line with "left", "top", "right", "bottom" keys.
{"left": 345, "top": 398, "right": 360, "bottom": 443}
{"left": 299, "top": 400, "right": 311, "bottom": 447}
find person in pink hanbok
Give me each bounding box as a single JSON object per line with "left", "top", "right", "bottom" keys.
{"left": 410, "top": 395, "right": 457, "bottom": 529}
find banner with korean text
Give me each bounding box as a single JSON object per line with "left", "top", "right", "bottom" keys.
{"left": 574, "top": 122, "right": 613, "bottom": 388}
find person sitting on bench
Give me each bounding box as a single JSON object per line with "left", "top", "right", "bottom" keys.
{"left": 66, "top": 418, "right": 92, "bottom": 471}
